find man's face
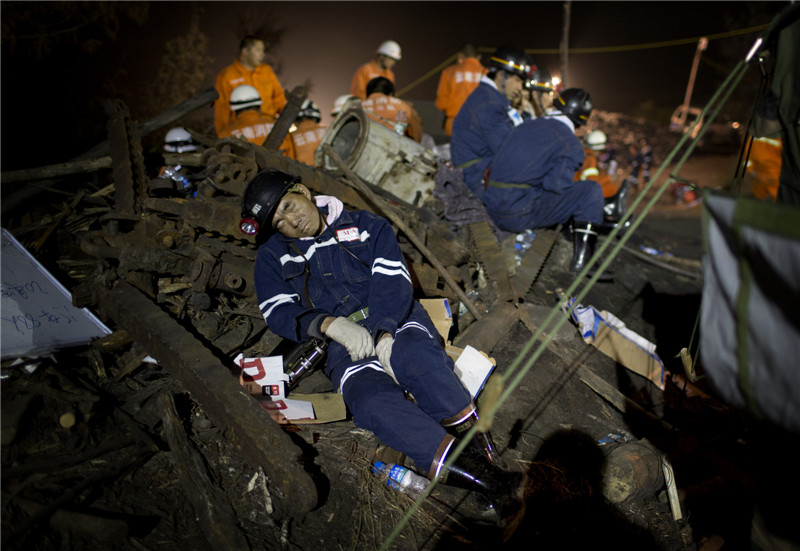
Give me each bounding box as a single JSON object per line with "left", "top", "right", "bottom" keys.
{"left": 241, "top": 40, "right": 265, "bottom": 67}
{"left": 377, "top": 54, "right": 397, "bottom": 71}
{"left": 540, "top": 91, "right": 554, "bottom": 110}
{"left": 271, "top": 185, "right": 321, "bottom": 239}
{"left": 501, "top": 73, "right": 525, "bottom": 105}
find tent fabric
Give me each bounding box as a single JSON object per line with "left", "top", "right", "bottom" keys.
{"left": 762, "top": 3, "right": 800, "bottom": 205}
{"left": 700, "top": 192, "right": 800, "bottom": 434}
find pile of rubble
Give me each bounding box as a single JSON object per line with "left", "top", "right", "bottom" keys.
{"left": 2, "top": 91, "right": 717, "bottom": 550}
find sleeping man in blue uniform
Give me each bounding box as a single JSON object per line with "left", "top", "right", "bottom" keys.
{"left": 239, "top": 169, "right": 533, "bottom": 540}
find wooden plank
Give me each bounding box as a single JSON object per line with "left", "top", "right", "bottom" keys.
{"left": 96, "top": 281, "right": 318, "bottom": 518}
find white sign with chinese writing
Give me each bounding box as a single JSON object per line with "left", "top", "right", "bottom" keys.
{"left": 1, "top": 228, "right": 111, "bottom": 359}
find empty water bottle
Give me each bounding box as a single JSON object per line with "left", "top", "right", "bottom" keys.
{"left": 394, "top": 110, "right": 408, "bottom": 136}
{"left": 372, "top": 461, "right": 430, "bottom": 495}
{"left": 160, "top": 165, "right": 192, "bottom": 191}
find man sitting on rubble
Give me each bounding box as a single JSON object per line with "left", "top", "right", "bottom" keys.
{"left": 361, "top": 77, "right": 424, "bottom": 142}
{"left": 517, "top": 68, "right": 556, "bottom": 119}
{"left": 239, "top": 168, "right": 533, "bottom": 539}
{"left": 451, "top": 47, "right": 610, "bottom": 278}
{"left": 219, "top": 84, "right": 295, "bottom": 158}
{"left": 214, "top": 35, "right": 287, "bottom": 138}
{"left": 578, "top": 129, "right": 630, "bottom": 219}
{"left": 289, "top": 99, "right": 327, "bottom": 167}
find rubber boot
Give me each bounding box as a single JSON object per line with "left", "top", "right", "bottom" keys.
{"left": 570, "top": 221, "right": 613, "bottom": 282}
{"left": 441, "top": 404, "right": 500, "bottom": 465}
{"left": 599, "top": 179, "right": 634, "bottom": 235}
{"left": 603, "top": 178, "right": 631, "bottom": 223}
{"left": 430, "top": 435, "right": 531, "bottom": 541}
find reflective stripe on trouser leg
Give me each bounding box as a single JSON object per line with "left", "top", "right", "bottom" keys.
{"left": 428, "top": 433, "right": 456, "bottom": 481}
{"left": 441, "top": 404, "right": 478, "bottom": 430}
{"left": 389, "top": 302, "right": 472, "bottom": 421}
{"left": 336, "top": 357, "right": 449, "bottom": 470}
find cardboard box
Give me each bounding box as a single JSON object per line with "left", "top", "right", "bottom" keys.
{"left": 420, "top": 298, "right": 453, "bottom": 342}
{"left": 569, "top": 302, "right": 665, "bottom": 390}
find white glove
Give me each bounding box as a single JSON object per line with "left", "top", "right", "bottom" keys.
{"left": 325, "top": 317, "right": 375, "bottom": 361}
{"left": 376, "top": 335, "right": 398, "bottom": 384}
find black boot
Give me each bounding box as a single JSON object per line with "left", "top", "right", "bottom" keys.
{"left": 441, "top": 404, "right": 500, "bottom": 464}
{"left": 603, "top": 178, "right": 631, "bottom": 223}
{"left": 430, "top": 436, "right": 531, "bottom": 541}
{"left": 570, "top": 221, "right": 613, "bottom": 282}
{"left": 599, "top": 179, "right": 634, "bottom": 235}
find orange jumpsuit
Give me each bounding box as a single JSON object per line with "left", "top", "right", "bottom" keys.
{"left": 435, "top": 57, "right": 485, "bottom": 136}
{"left": 350, "top": 60, "right": 395, "bottom": 100}
{"left": 214, "top": 60, "right": 287, "bottom": 136}
{"left": 576, "top": 148, "right": 619, "bottom": 198}
{"left": 219, "top": 110, "right": 295, "bottom": 158}
{"left": 746, "top": 136, "right": 782, "bottom": 201}
{"left": 290, "top": 119, "right": 328, "bottom": 166}
{"left": 362, "top": 93, "right": 423, "bottom": 142}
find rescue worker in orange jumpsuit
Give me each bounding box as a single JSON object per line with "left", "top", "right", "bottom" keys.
{"left": 577, "top": 130, "right": 619, "bottom": 198}
{"left": 746, "top": 135, "right": 782, "bottom": 201}
{"left": 290, "top": 99, "right": 327, "bottom": 167}
{"left": 350, "top": 40, "right": 401, "bottom": 100}
{"left": 435, "top": 43, "right": 485, "bottom": 137}
{"left": 361, "top": 77, "right": 423, "bottom": 142}
{"left": 219, "top": 85, "right": 295, "bottom": 158}
{"left": 214, "top": 35, "right": 287, "bottom": 137}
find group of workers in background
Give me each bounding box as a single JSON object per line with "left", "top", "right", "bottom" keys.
{"left": 162, "top": 34, "right": 777, "bottom": 276}
{"left": 157, "top": 36, "right": 645, "bottom": 281}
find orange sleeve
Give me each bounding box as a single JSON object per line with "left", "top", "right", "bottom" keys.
{"left": 435, "top": 66, "right": 453, "bottom": 112}
{"left": 255, "top": 65, "right": 287, "bottom": 118}
{"left": 350, "top": 64, "right": 370, "bottom": 99}
{"left": 406, "top": 105, "right": 423, "bottom": 142}
{"left": 576, "top": 150, "right": 599, "bottom": 181}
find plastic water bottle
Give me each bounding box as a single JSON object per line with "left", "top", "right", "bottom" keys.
{"left": 372, "top": 461, "right": 430, "bottom": 495}
{"left": 394, "top": 111, "right": 408, "bottom": 136}
{"left": 161, "top": 165, "right": 192, "bottom": 191}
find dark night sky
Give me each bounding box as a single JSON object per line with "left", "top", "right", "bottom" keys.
{"left": 0, "top": 1, "right": 788, "bottom": 172}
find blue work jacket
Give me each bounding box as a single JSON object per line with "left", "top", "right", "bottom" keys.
{"left": 254, "top": 206, "right": 413, "bottom": 344}
{"left": 450, "top": 80, "right": 517, "bottom": 199}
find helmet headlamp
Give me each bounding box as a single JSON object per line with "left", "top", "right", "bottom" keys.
{"left": 240, "top": 217, "right": 260, "bottom": 235}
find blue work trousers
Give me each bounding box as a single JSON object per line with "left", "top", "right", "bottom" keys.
{"left": 325, "top": 302, "right": 472, "bottom": 471}
{"left": 484, "top": 179, "right": 604, "bottom": 233}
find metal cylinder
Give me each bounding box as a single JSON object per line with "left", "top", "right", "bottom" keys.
{"left": 285, "top": 339, "right": 328, "bottom": 389}
{"left": 314, "top": 105, "right": 437, "bottom": 206}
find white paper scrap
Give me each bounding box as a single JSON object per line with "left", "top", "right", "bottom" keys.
{"left": 234, "top": 354, "right": 288, "bottom": 398}
{"left": 454, "top": 345, "right": 495, "bottom": 399}
{"left": 257, "top": 397, "right": 316, "bottom": 421}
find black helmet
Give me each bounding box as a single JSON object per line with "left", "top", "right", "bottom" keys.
{"left": 487, "top": 46, "right": 534, "bottom": 79}
{"left": 526, "top": 68, "right": 553, "bottom": 92}
{"left": 554, "top": 88, "right": 592, "bottom": 126}
{"left": 240, "top": 169, "right": 300, "bottom": 239}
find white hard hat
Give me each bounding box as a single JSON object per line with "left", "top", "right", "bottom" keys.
{"left": 230, "top": 84, "right": 262, "bottom": 111}
{"left": 164, "top": 127, "right": 197, "bottom": 153}
{"left": 585, "top": 129, "right": 608, "bottom": 151}
{"left": 332, "top": 94, "right": 358, "bottom": 116}
{"left": 376, "top": 40, "right": 402, "bottom": 61}
{"left": 298, "top": 99, "right": 322, "bottom": 122}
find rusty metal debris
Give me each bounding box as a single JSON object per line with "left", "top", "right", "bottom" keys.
{"left": 0, "top": 89, "right": 563, "bottom": 530}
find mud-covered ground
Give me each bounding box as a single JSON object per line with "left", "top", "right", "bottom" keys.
{"left": 3, "top": 149, "right": 795, "bottom": 551}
